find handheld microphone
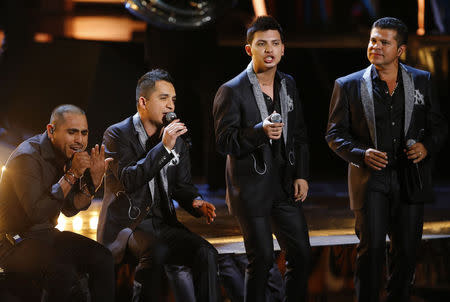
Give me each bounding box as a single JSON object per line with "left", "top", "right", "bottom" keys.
{"left": 164, "top": 112, "right": 177, "bottom": 126}
{"left": 270, "top": 112, "right": 282, "bottom": 123}
{"left": 164, "top": 112, "right": 192, "bottom": 148}
{"left": 406, "top": 129, "right": 425, "bottom": 190}
{"left": 66, "top": 149, "right": 96, "bottom": 194}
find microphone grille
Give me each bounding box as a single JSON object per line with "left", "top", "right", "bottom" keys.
{"left": 165, "top": 112, "right": 177, "bottom": 124}
{"left": 406, "top": 139, "right": 416, "bottom": 148}
{"left": 270, "top": 113, "right": 282, "bottom": 123}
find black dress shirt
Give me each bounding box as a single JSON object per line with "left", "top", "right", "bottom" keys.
{"left": 0, "top": 133, "right": 85, "bottom": 235}
{"left": 262, "top": 78, "right": 288, "bottom": 201}
{"left": 372, "top": 66, "right": 405, "bottom": 167}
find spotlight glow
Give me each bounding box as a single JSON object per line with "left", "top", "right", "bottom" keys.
{"left": 252, "top": 0, "right": 267, "bottom": 16}
{"left": 56, "top": 215, "right": 66, "bottom": 231}
{"left": 89, "top": 216, "right": 99, "bottom": 230}
{"left": 73, "top": 217, "right": 83, "bottom": 232}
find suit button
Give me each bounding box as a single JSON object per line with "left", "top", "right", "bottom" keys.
{"left": 392, "top": 122, "right": 395, "bottom": 126}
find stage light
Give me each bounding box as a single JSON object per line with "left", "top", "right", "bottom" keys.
{"left": 56, "top": 214, "right": 66, "bottom": 231}
{"left": 417, "top": 0, "right": 425, "bottom": 36}
{"left": 89, "top": 215, "right": 99, "bottom": 230}
{"left": 73, "top": 217, "right": 83, "bottom": 232}
{"left": 34, "top": 33, "right": 53, "bottom": 43}
{"left": 252, "top": 0, "right": 267, "bottom": 16}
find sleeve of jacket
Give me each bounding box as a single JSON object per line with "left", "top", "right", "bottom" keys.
{"left": 291, "top": 81, "right": 310, "bottom": 180}
{"left": 213, "top": 84, "right": 269, "bottom": 157}
{"left": 325, "top": 80, "right": 367, "bottom": 166}
{"left": 422, "top": 73, "right": 448, "bottom": 155}
{"left": 170, "top": 143, "right": 202, "bottom": 218}
{"left": 103, "top": 126, "right": 174, "bottom": 193}
{"left": 8, "top": 155, "right": 66, "bottom": 224}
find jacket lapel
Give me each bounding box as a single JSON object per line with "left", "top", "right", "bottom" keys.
{"left": 278, "top": 76, "right": 289, "bottom": 145}
{"left": 246, "top": 62, "right": 289, "bottom": 145}
{"left": 246, "top": 61, "right": 269, "bottom": 122}
{"left": 400, "top": 63, "right": 415, "bottom": 137}
{"left": 360, "top": 65, "right": 377, "bottom": 148}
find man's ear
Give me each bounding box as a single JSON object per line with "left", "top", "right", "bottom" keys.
{"left": 245, "top": 44, "right": 252, "bottom": 57}
{"left": 47, "top": 124, "right": 55, "bottom": 137}
{"left": 137, "top": 96, "right": 147, "bottom": 110}
{"left": 397, "top": 45, "right": 406, "bottom": 58}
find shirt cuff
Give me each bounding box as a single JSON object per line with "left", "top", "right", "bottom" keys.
{"left": 51, "top": 183, "right": 65, "bottom": 203}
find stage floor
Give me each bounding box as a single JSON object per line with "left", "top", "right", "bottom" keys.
{"left": 59, "top": 182, "right": 450, "bottom": 251}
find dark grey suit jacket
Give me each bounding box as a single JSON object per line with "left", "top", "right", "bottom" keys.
{"left": 213, "top": 68, "right": 309, "bottom": 216}
{"left": 97, "top": 116, "right": 201, "bottom": 246}
{"left": 326, "top": 63, "right": 447, "bottom": 210}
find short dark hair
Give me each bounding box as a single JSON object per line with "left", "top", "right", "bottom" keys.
{"left": 372, "top": 17, "right": 408, "bottom": 46}
{"left": 246, "top": 15, "right": 285, "bottom": 44}
{"left": 136, "top": 69, "right": 174, "bottom": 105}
{"left": 49, "top": 104, "right": 85, "bottom": 127}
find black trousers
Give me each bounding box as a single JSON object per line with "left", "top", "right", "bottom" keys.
{"left": 237, "top": 200, "right": 312, "bottom": 302}
{"left": 128, "top": 218, "right": 220, "bottom": 302}
{"left": 0, "top": 229, "right": 115, "bottom": 302}
{"left": 354, "top": 168, "right": 424, "bottom": 302}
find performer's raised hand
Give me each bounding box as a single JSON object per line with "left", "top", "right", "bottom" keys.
{"left": 263, "top": 111, "right": 284, "bottom": 140}
{"left": 90, "top": 144, "right": 113, "bottom": 189}
{"left": 162, "top": 119, "right": 188, "bottom": 150}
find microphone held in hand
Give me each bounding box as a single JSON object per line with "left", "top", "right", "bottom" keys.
{"left": 66, "top": 149, "right": 96, "bottom": 194}
{"left": 406, "top": 128, "right": 425, "bottom": 190}
{"left": 164, "top": 112, "right": 192, "bottom": 148}
{"left": 164, "top": 112, "right": 178, "bottom": 126}
{"left": 270, "top": 112, "right": 282, "bottom": 123}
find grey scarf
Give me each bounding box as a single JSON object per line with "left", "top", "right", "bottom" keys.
{"left": 132, "top": 113, "right": 170, "bottom": 201}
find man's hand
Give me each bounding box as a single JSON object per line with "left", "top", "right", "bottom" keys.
{"left": 364, "top": 148, "right": 388, "bottom": 170}
{"left": 404, "top": 142, "right": 428, "bottom": 164}
{"left": 90, "top": 144, "right": 113, "bottom": 189}
{"left": 192, "top": 199, "right": 216, "bottom": 224}
{"left": 70, "top": 151, "right": 91, "bottom": 177}
{"left": 293, "top": 179, "right": 309, "bottom": 202}
{"left": 263, "top": 112, "right": 284, "bottom": 140}
{"left": 162, "top": 119, "right": 188, "bottom": 150}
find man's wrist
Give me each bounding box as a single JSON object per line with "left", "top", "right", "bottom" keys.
{"left": 63, "top": 171, "right": 78, "bottom": 186}
{"left": 163, "top": 144, "right": 172, "bottom": 153}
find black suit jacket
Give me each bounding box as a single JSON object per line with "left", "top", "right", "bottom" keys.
{"left": 326, "top": 64, "right": 447, "bottom": 210}
{"left": 213, "top": 67, "right": 309, "bottom": 216}
{"left": 97, "top": 116, "right": 201, "bottom": 246}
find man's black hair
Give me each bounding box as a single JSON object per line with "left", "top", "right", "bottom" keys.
{"left": 246, "top": 15, "right": 285, "bottom": 44}
{"left": 136, "top": 69, "right": 174, "bottom": 105}
{"left": 372, "top": 17, "right": 408, "bottom": 46}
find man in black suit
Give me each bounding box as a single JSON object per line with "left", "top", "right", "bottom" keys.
{"left": 326, "top": 17, "right": 447, "bottom": 302}
{"left": 97, "top": 69, "right": 220, "bottom": 302}
{"left": 213, "top": 16, "right": 311, "bottom": 302}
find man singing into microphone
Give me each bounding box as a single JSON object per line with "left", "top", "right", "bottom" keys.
{"left": 326, "top": 17, "right": 447, "bottom": 301}
{"left": 97, "top": 69, "right": 220, "bottom": 302}
{"left": 0, "top": 104, "right": 115, "bottom": 301}
{"left": 213, "top": 16, "right": 311, "bottom": 301}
